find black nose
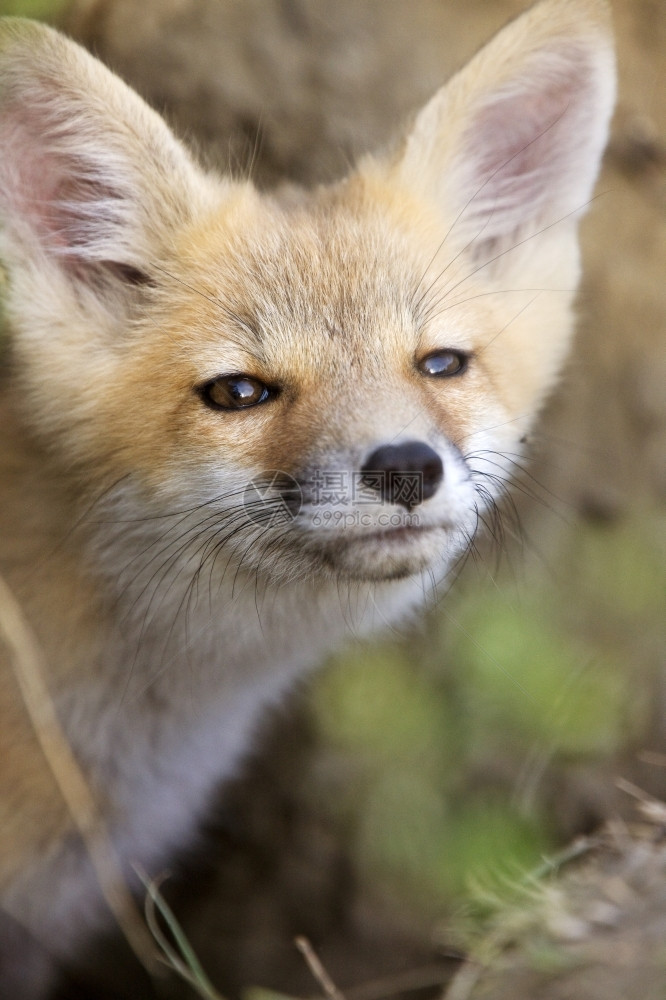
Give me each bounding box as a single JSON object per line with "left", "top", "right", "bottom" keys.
{"left": 360, "top": 440, "right": 443, "bottom": 510}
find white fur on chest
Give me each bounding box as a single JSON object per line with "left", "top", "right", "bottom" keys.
{"left": 8, "top": 572, "right": 426, "bottom": 960}
{"left": 74, "top": 571, "right": 428, "bottom": 874}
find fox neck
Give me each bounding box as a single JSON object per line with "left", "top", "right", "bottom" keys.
{"left": 93, "top": 494, "right": 429, "bottom": 706}
{"left": 63, "top": 471, "right": 431, "bottom": 758}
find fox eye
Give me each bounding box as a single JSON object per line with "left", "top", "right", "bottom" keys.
{"left": 200, "top": 374, "right": 273, "bottom": 411}
{"left": 418, "top": 349, "right": 469, "bottom": 378}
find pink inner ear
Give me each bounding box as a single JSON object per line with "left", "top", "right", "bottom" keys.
{"left": 0, "top": 101, "right": 123, "bottom": 261}
{"left": 460, "top": 50, "right": 598, "bottom": 236}
{"left": 1, "top": 107, "right": 63, "bottom": 246}
{"left": 478, "top": 82, "right": 574, "bottom": 187}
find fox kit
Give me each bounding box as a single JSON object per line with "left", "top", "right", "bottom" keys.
{"left": 0, "top": 0, "right": 615, "bottom": 994}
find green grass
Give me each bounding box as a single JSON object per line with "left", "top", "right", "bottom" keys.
{"left": 0, "top": 0, "right": 67, "bottom": 20}
{"left": 310, "top": 513, "right": 663, "bottom": 914}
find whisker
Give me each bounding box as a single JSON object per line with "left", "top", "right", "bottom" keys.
{"left": 420, "top": 285, "right": 569, "bottom": 328}
{"left": 475, "top": 295, "right": 542, "bottom": 355}
{"left": 152, "top": 264, "right": 263, "bottom": 349}
{"left": 410, "top": 107, "right": 574, "bottom": 321}
{"left": 424, "top": 192, "right": 603, "bottom": 319}
{"left": 411, "top": 210, "right": 495, "bottom": 321}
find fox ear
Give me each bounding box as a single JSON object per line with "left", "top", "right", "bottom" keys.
{"left": 0, "top": 18, "right": 212, "bottom": 302}
{"left": 391, "top": 0, "right": 616, "bottom": 258}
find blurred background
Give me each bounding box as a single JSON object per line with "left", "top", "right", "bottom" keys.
{"left": 1, "top": 0, "right": 664, "bottom": 997}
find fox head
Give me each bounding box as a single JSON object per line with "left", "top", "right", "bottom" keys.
{"left": 0, "top": 1, "right": 615, "bottom": 587}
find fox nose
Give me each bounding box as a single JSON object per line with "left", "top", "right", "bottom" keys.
{"left": 360, "top": 440, "right": 443, "bottom": 510}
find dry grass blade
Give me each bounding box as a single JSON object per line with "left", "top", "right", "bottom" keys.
{"left": 616, "top": 776, "right": 666, "bottom": 824}
{"left": 638, "top": 750, "right": 666, "bottom": 768}
{"left": 441, "top": 961, "right": 484, "bottom": 1000}
{"left": 0, "top": 570, "right": 157, "bottom": 973}
{"left": 141, "top": 870, "right": 225, "bottom": 999}
{"left": 295, "top": 936, "right": 346, "bottom": 1000}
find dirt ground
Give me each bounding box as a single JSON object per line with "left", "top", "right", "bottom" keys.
{"left": 47, "top": 2, "right": 666, "bottom": 997}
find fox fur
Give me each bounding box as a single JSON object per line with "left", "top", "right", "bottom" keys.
{"left": 0, "top": 0, "right": 615, "bottom": 994}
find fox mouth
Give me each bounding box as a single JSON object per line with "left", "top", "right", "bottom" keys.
{"left": 352, "top": 524, "right": 439, "bottom": 544}
{"left": 309, "top": 521, "right": 453, "bottom": 581}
